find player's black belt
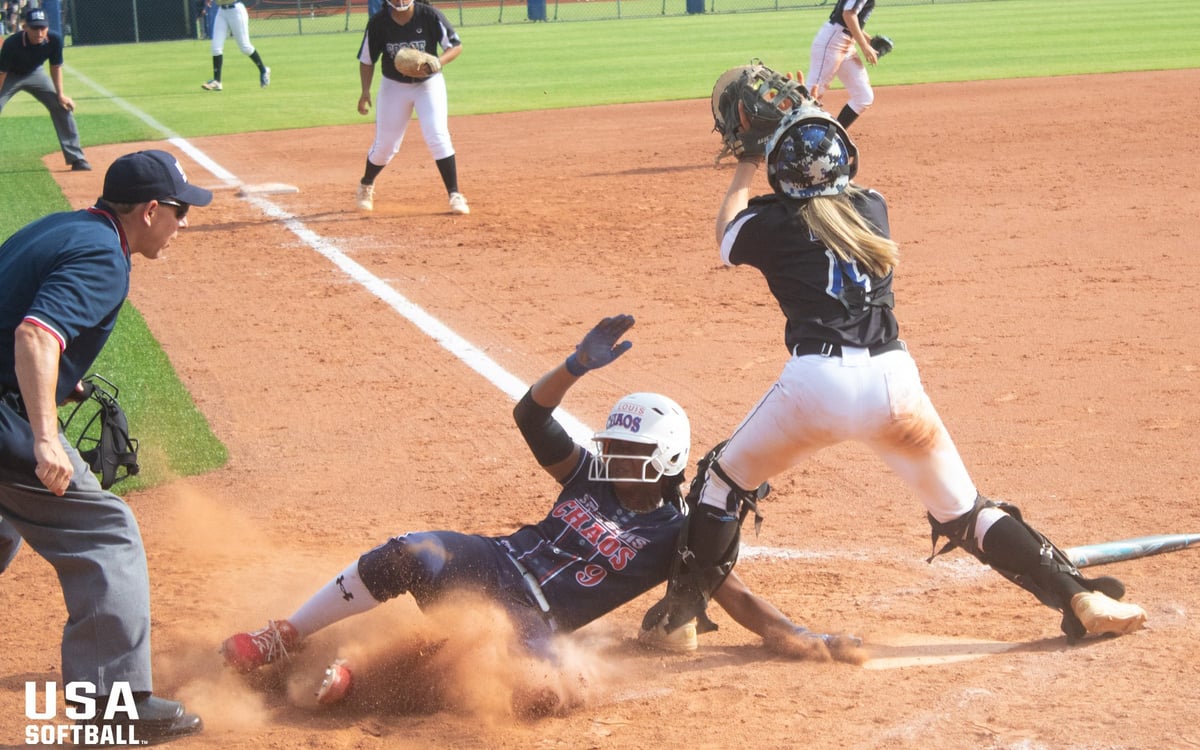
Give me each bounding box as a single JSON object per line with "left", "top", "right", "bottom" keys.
{"left": 219, "top": 2, "right": 239, "bottom": 7}
{"left": 0, "top": 387, "right": 27, "bottom": 419}
{"left": 791, "top": 339, "right": 906, "bottom": 358}
{"left": 505, "top": 553, "right": 560, "bottom": 632}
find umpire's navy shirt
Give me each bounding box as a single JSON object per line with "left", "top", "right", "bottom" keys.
{"left": 0, "top": 29, "right": 65, "bottom": 75}
{"left": 0, "top": 208, "right": 130, "bottom": 472}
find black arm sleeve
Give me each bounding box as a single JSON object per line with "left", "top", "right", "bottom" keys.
{"left": 513, "top": 389, "right": 575, "bottom": 467}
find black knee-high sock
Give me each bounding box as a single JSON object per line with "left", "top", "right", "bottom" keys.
{"left": 212, "top": 54, "right": 224, "bottom": 81}
{"left": 981, "top": 516, "right": 1086, "bottom": 605}
{"left": 435, "top": 154, "right": 459, "bottom": 194}
{"left": 836, "top": 104, "right": 859, "bottom": 129}
{"left": 249, "top": 50, "right": 265, "bottom": 72}
{"left": 361, "top": 159, "right": 385, "bottom": 185}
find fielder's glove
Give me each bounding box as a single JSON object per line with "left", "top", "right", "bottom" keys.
{"left": 712, "top": 60, "right": 815, "bottom": 163}
{"left": 394, "top": 47, "right": 441, "bottom": 77}
{"left": 869, "top": 35, "right": 894, "bottom": 58}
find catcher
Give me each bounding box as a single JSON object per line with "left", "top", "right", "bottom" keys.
{"left": 642, "top": 95, "right": 1148, "bottom": 647}
{"left": 222, "top": 315, "right": 862, "bottom": 708}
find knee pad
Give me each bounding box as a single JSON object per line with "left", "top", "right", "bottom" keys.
{"left": 357, "top": 533, "right": 443, "bottom": 602}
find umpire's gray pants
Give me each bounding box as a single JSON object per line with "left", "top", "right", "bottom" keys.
{"left": 0, "top": 434, "right": 152, "bottom": 694}
{"left": 0, "top": 66, "right": 86, "bottom": 166}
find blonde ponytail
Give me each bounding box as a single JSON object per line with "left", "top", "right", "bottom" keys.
{"left": 798, "top": 186, "right": 898, "bottom": 277}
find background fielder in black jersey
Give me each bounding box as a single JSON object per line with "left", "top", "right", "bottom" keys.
{"left": 355, "top": 0, "right": 469, "bottom": 215}
{"left": 807, "top": 0, "right": 878, "bottom": 129}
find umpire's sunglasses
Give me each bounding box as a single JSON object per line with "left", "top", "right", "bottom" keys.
{"left": 157, "top": 199, "right": 190, "bottom": 220}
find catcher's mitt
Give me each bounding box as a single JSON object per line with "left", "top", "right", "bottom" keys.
{"left": 712, "top": 61, "right": 814, "bottom": 163}
{"left": 394, "top": 47, "right": 441, "bottom": 77}
{"left": 869, "top": 35, "right": 894, "bottom": 58}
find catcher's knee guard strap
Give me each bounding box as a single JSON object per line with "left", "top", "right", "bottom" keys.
{"left": 688, "top": 440, "right": 767, "bottom": 533}
{"left": 925, "top": 493, "right": 996, "bottom": 564}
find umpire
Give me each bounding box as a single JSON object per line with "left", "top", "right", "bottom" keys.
{"left": 0, "top": 7, "right": 91, "bottom": 171}
{"left": 0, "top": 150, "right": 211, "bottom": 743}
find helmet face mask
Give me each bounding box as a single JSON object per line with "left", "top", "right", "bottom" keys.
{"left": 766, "top": 106, "right": 858, "bottom": 200}
{"left": 589, "top": 393, "right": 690, "bottom": 484}
{"left": 386, "top": 0, "right": 415, "bottom": 10}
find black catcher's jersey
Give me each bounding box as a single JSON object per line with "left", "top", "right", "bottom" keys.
{"left": 358, "top": 2, "right": 461, "bottom": 84}
{"left": 721, "top": 188, "right": 899, "bottom": 354}
{"left": 829, "top": 0, "right": 875, "bottom": 29}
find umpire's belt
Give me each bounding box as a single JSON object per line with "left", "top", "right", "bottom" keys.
{"left": 0, "top": 387, "right": 27, "bottom": 420}
{"left": 792, "top": 339, "right": 906, "bottom": 358}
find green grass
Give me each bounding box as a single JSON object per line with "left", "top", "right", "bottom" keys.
{"left": 2, "top": 0, "right": 1197, "bottom": 491}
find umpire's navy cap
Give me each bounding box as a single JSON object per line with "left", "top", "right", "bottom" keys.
{"left": 101, "top": 150, "right": 214, "bottom": 207}
{"left": 24, "top": 8, "right": 49, "bottom": 27}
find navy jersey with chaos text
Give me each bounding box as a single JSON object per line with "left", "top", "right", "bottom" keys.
{"left": 499, "top": 451, "right": 684, "bottom": 633}
{"left": 829, "top": 0, "right": 875, "bottom": 29}
{"left": 721, "top": 189, "right": 898, "bottom": 353}
{"left": 357, "top": 2, "right": 460, "bottom": 84}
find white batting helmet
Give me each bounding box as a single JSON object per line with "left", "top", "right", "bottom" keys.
{"left": 589, "top": 392, "right": 690, "bottom": 483}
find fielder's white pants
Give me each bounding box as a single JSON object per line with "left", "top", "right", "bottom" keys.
{"left": 211, "top": 2, "right": 254, "bottom": 56}
{"left": 367, "top": 75, "right": 455, "bottom": 167}
{"left": 807, "top": 21, "right": 874, "bottom": 114}
{"left": 700, "top": 347, "right": 999, "bottom": 535}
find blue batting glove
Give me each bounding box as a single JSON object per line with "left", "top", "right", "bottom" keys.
{"left": 565, "top": 315, "right": 635, "bottom": 376}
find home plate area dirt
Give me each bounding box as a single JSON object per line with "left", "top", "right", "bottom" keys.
{"left": 4, "top": 69, "right": 1200, "bottom": 749}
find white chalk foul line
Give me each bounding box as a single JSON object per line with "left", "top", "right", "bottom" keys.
{"left": 64, "top": 67, "right": 594, "bottom": 447}
{"left": 65, "top": 70, "right": 855, "bottom": 563}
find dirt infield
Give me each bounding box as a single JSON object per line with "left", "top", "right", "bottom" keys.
{"left": 5, "top": 68, "right": 1200, "bottom": 749}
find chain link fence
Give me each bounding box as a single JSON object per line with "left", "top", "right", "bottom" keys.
{"left": 51, "top": 0, "right": 984, "bottom": 45}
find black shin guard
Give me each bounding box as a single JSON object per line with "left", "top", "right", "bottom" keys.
{"left": 642, "top": 441, "right": 768, "bottom": 634}
{"left": 931, "top": 495, "right": 1127, "bottom": 642}
{"left": 642, "top": 503, "right": 741, "bottom": 633}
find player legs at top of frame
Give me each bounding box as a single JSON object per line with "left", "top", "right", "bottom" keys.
{"left": 354, "top": 0, "right": 469, "bottom": 215}
{"left": 806, "top": 0, "right": 878, "bottom": 129}
{"left": 201, "top": 0, "right": 269, "bottom": 90}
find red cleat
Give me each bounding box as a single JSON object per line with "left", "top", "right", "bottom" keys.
{"left": 315, "top": 659, "right": 353, "bottom": 705}
{"left": 221, "top": 619, "right": 302, "bottom": 672}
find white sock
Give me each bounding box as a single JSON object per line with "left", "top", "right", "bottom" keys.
{"left": 287, "top": 561, "right": 381, "bottom": 638}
